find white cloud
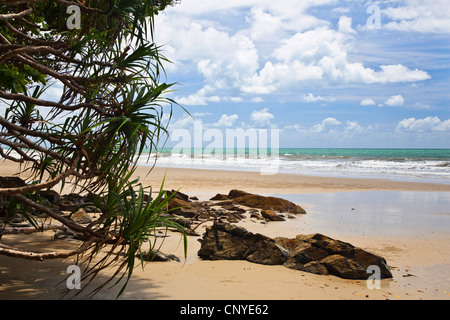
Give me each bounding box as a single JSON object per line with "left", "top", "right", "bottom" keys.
{"left": 360, "top": 98, "right": 376, "bottom": 106}
{"left": 301, "top": 93, "right": 335, "bottom": 103}
{"left": 177, "top": 86, "right": 221, "bottom": 106}
{"left": 397, "top": 117, "right": 450, "bottom": 132}
{"left": 251, "top": 97, "right": 265, "bottom": 103}
{"left": 311, "top": 117, "right": 342, "bottom": 133}
{"left": 170, "top": 115, "right": 195, "bottom": 129}
{"left": 338, "top": 16, "right": 356, "bottom": 34}
{"left": 242, "top": 27, "right": 430, "bottom": 94}
{"left": 250, "top": 108, "right": 274, "bottom": 127}
{"left": 344, "top": 121, "right": 363, "bottom": 132}
{"left": 192, "top": 112, "right": 213, "bottom": 117}
{"left": 384, "top": 95, "right": 405, "bottom": 107}
{"left": 156, "top": 2, "right": 431, "bottom": 100}
{"left": 383, "top": 0, "right": 450, "bottom": 34}
{"left": 155, "top": 15, "right": 259, "bottom": 97}
{"left": 213, "top": 114, "right": 239, "bottom": 127}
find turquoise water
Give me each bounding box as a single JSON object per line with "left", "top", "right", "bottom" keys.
{"left": 142, "top": 148, "right": 450, "bottom": 183}
{"left": 278, "top": 148, "right": 450, "bottom": 160}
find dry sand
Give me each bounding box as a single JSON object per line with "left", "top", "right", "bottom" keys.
{"left": 1, "top": 162, "right": 450, "bottom": 300}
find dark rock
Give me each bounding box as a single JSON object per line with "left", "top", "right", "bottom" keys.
{"left": 198, "top": 222, "right": 289, "bottom": 265}
{"left": 321, "top": 255, "right": 369, "bottom": 279}
{"left": 227, "top": 190, "right": 306, "bottom": 214}
{"left": 250, "top": 212, "right": 265, "bottom": 220}
{"left": 227, "top": 190, "right": 250, "bottom": 198}
{"left": 260, "top": 209, "right": 285, "bottom": 221}
{"left": 168, "top": 198, "right": 198, "bottom": 218}
{"left": 210, "top": 194, "right": 229, "bottom": 201}
{"left": 198, "top": 224, "right": 392, "bottom": 280}
{"left": 275, "top": 233, "right": 392, "bottom": 280}
{"left": 140, "top": 250, "right": 180, "bottom": 262}
{"left": 39, "top": 190, "right": 61, "bottom": 203}
{"left": 56, "top": 200, "right": 81, "bottom": 212}
{"left": 0, "top": 176, "right": 27, "bottom": 188}
{"left": 167, "top": 189, "right": 191, "bottom": 202}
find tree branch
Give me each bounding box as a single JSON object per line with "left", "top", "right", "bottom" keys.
{"left": 0, "top": 224, "right": 66, "bottom": 235}
{"left": 0, "top": 90, "right": 102, "bottom": 113}
{"left": 0, "top": 238, "right": 95, "bottom": 261}
{"left": 0, "top": 7, "right": 32, "bottom": 21}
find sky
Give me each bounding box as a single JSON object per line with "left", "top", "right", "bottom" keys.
{"left": 153, "top": 0, "right": 450, "bottom": 149}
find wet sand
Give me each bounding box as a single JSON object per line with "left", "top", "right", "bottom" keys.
{"left": 0, "top": 162, "right": 450, "bottom": 300}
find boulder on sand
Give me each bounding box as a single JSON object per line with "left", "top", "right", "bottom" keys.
{"left": 227, "top": 190, "right": 306, "bottom": 214}
{"left": 275, "top": 233, "right": 393, "bottom": 279}
{"left": 198, "top": 223, "right": 393, "bottom": 280}
{"left": 198, "top": 222, "right": 289, "bottom": 265}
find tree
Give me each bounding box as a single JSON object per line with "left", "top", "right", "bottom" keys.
{"left": 0, "top": 0, "right": 185, "bottom": 298}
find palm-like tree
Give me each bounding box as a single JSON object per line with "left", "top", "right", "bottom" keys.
{"left": 0, "top": 0, "right": 185, "bottom": 298}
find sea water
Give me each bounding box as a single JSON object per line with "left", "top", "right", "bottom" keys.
{"left": 139, "top": 148, "right": 450, "bottom": 184}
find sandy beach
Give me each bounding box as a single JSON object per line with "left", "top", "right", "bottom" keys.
{"left": 1, "top": 162, "right": 450, "bottom": 301}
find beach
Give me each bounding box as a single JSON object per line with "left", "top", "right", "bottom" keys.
{"left": 1, "top": 162, "right": 450, "bottom": 300}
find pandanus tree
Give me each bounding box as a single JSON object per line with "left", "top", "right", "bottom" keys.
{"left": 0, "top": 0, "right": 185, "bottom": 297}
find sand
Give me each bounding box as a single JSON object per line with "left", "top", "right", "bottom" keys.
{"left": 1, "top": 161, "right": 450, "bottom": 301}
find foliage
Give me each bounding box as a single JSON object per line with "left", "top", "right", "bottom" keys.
{"left": 0, "top": 0, "right": 185, "bottom": 297}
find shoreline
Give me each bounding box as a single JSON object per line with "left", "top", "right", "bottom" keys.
{"left": 134, "top": 165, "right": 450, "bottom": 196}
{"left": 1, "top": 161, "right": 449, "bottom": 300}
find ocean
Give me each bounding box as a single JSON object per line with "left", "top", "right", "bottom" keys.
{"left": 138, "top": 148, "right": 450, "bottom": 184}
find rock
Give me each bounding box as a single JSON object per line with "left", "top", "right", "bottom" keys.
{"left": 56, "top": 200, "right": 80, "bottom": 212}
{"left": 39, "top": 190, "right": 61, "bottom": 204}
{"left": 167, "top": 189, "right": 191, "bottom": 202}
{"left": 168, "top": 198, "right": 198, "bottom": 218}
{"left": 56, "top": 193, "right": 89, "bottom": 212}
{"left": 139, "top": 250, "right": 180, "bottom": 262}
{"left": 198, "top": 224, "right": 392, "bottom": 280}
{"left": 71, "top": 208, "right": 92, "bottom": 224}
{"left": 227, "top": 190, "right": 250, "bottom": 198}
{"left": 0, "top": 176, "right": 27, "bottom": 188}
{"left": 321, "top": 255, "right": 369, "bottom": 279}
{"left": 227, "top": 190, "right": 306, "bottom": 214}
{"left": 198, "top": 222, "right": 289, "bottom": 265}
{"left": 260, "top": 209, "right": 285, "bottom": 221}
{"left": 275, "top": 233, "right": 392, "bottom": 280}
{"left": 210, "top": 194, "right": 229, "bottom": 201}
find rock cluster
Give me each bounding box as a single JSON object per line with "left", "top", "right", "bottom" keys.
{"left": 198, "top": 222, "right": 289, "bottom": 265}
{"left": 275, "top": 233, "right": 392, "bottom": 279}
{"left": 3, "top": 178, "right": 392, "bottom": 280}
{"left": 198, "top": 222, "right": 393, "bottom": 280}
{"left": 211, "top": 190, "right": 306, "bottom": 215}
{"left": 165, "top": 189, "right": 307, "bottom": 229}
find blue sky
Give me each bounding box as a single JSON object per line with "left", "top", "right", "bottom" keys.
{"left": 155, "top": 0, "right": 450, "bottom": 149}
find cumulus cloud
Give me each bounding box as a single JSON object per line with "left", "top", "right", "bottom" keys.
{"left": 213, "top": 114, "right": 239, "bottom": 127}
{"left": 155, "top": 1, "right": 431, "bottom": 101}
{"left": 311, "top": 118, "right": 342, "bottom": 133}
{"left": 397, "top": 117, "right": 450, "bottom": 132}
{"left": 383, "top": 0, "right": 450, "bottom": 34}
{"left": 360, "top": 98, "right": 376, "bottom": 106}
{"left": 301, "top": 93, "right": 335, "bottom": 103}
{"left": 242, "top": 27, "right": 430, "bottom": 94}
{"left": 250, "top": 108, "right": 274, "bottom": 127}
{"left": 338, "top": 16, "right": 356, "bottom": 34}
{"left": 283, "top": 119, "right": 371, "bottom": 137}
{"left": 177, "top": 86, "right": 221, "bottom": 106}
{"left": 384, "top": 95, "right": 405, "bottom": 107}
